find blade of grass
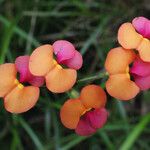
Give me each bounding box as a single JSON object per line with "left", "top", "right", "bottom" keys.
{"left": 0, "top": 19, "right": 16, "bottom": 63}
{"left": 116, "top": 101, "right": 129, "bottom": 132}
{"left": 45, "top": 109, "right": 51, "bottom": 140}
{"left": 25, "top": 0, "right": 39, "bottom": 54}
{"left": 61, "top": 136, "right": 88, "bottom": 150}
{"left": 0, "top": 15, "right": 40, "bottom": 48}
{"left": 119, "top": 113, "right": 150, "bottom": 150}
{"left": 11, "top": 128, "right": 24, "bottom": 150}
{"left": 80, "top": 16, "right": 111, "bottom": 55}
{"left": 52, "top": 109, "right": 60, "bottom": 150}
{"left": 98, "top": 130, "right": 115, "bottom": 150}
{"left": 19, "top": 117, "right": 44, "bottom": 150}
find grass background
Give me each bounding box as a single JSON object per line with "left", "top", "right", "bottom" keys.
{"left": 0, "top": 0, "right": 150, "bottom": 149}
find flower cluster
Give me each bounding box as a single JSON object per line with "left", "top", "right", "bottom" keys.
{"left": 105, "top": 16, "right": 150, "bottom": 100}
{"left": 1, "top": 16, "right": 150, "bottom": 137}
{"left": 0, "top": 40, "right": 82, "bottom": 113}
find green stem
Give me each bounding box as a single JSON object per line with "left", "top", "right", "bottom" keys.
{"left": 77, "top": 71, "right": 108, "bottom": 83}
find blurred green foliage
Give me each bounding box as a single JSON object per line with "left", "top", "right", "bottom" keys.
{"left": 0, "top": 0, "right": 150, "bottom": 149}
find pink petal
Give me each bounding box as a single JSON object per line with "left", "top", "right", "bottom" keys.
{"left": 15, "top": 56, "right": 45, "bottom": 87}
{"left": 75, "top": 108, "right": 108, "bottom": 136}
{"left": 52, "top": 40, "right": 75, "bottom": 63}
{"left": 132, "top": 16, "right": 150, "bottom": 38}
{"left": 28, "top": 76, "right": 45, "bottom": 87}
{"left": 15, "top": 56, "right": 32, "bottom": 82}
{"left": 75, "top": 113, "right": 96, "bottom": 136}
{"left": 130, "top": 56, "right": 150, "bottom": 77}
{"left": 62, "top": 50, "right": 83, "bottom": 70}
{"left": 88, "top": 108, "right": 108, "bottom": 129}
{"left": 133, "top": 74, "right": 150, "bottom": 90}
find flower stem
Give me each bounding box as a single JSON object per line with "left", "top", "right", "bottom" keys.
{"left": 77, "top": 71, "right": 108, "bottom": 83}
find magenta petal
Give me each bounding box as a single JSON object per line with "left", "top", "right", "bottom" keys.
{"left": 132, "top": 16, "right": 150, "bottom": 38}
{"left": 130, "top": 56, "right": 150, "bottom": 77}
{"left": 88, "top": 108, "right": 108, "bottom": 129}
{"left": 134, "top": 75, "right": 150, "bottom": 90}
{"left": 15, "top": 56, "right": 32, "bottom": 82}
{"left": 75, "top": 108, "right": 108, "bottom": 136}
{"left": 52, "top": 40, "right": 75, "bottom": 63}
{"left": 15, "top": 56, "right": 45, "bottom": 87}
{"left": 62, "top": 50, "right": 83, "bottom": 70}
{"left": 28, "top": 76, "right": 45, "bottom": 87}
{"left": 75, "top": 114, "right": 96, "bottom": 136}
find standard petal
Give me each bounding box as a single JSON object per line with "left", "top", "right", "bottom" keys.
{"left": 137, "top": 39, "right": 150, "bottom": 62}
{"left": 133, "top": 75, "right": 150, "bottom": 90}
{"left": 60, "top": 99, "right": 85, "bottom": 129}
{"left": 88, "top": 108, "right": 108, "bottom": 129}
{"left": 4, "top": 86, "right": 39, "bottom": 113}
{"left": 29, "top": 44, "right": 54, "bottom": 76}
{"left": 0, "top": 63, "right": 17, "bottom": 97}
{"left": 75, "top": 114, "right": 96, "bottom": 136}
{"left": 130, "top": 56, "right": 150, "bottom": 76}
{"left": 106, "top": 74, "right": 140, "bottom": 100}
{"left": 132, "top": 16, "right": 150, "bottom": 38}
{"left": 118, "top": 23, "right": 142, "bottom": 49}
{"left": 62, "top": 50, "right": 83, "bottom": 70}
{"left": 45, "top": 67, "right": 77, "bottom": 93}
{"left": 52, "top": 40, "right": 75, "bottom": 63}
{"left": 105, "top": 47, "right": 135, "bottom": 74}
{"left": 80, "top": 85, "right": 107, "bottom": 109}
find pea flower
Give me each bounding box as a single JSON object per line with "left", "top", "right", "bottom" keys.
{"left": 105, "top": 47, "right": 140, "bottom": 100}
{"left": 0, "top": 56, "right": 44, "bottom": 113}
{"left": 118, "top": 21, "right": 150, "bottom": 62}
{"left": 52, "top": 40, "right": 83, "bottom": 70}
{"left": 60, "top": 85, "right": 108, "bottom": 136}
{"left": 29, "top": 44, "right": 78, "bottom": 93}
{"left": 130, "top": 56, "right": 150, "bottom": 90}
{"left": 132, "top": 16, "right": 150, "bottom": 39}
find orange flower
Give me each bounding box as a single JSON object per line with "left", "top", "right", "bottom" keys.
{"left": 0, "top": 63, "right": 39, "bottom": 113}
{"left": 118, "top": 22, "right": 150, "bottom": 62}
{"left": 29, "top": 44, "right": 77, "bottom": 93}
{"left": 60, "top": 85, "right": 108, "bottom": 136}
{"left": 105, "top": 47, "right": 140, "bottom": 100}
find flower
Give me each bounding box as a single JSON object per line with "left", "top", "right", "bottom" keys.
{"left": 29, "top": 44, "right": 78, "bottom": 93}
{"left": 0, "top": 55, "right": 44, "bottom": 113}
{"left": 60, "top": 85, "right": 108, "bottom": 136}
{"left": 130, "top": 56, "right": 150, "bottom": 90}
{"left": 52, "top": 40, "right": 83, "bottom": 70}
{"left": 118, "top": 21, "right": 150, "bottom": 62}
{"left": 132, "top": 16, "right": 150, "bottom": 39}
{"left": 105, "top": 47, "right": 140, "bottom": 100}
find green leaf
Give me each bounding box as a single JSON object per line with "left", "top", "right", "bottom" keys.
{"left": 120, "top": 113, "right": 150, "bottom": 150}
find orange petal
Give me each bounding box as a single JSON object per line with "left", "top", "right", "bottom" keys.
{"left": 118, "top": 23, "right": 142, "bottom": 49}
{"left": 80, "top": 85, "right": 107, "bottom": 109}
{"left": 0, "top": 63, "right": 17, "bottom": 97}
{"left": 29, "top": 44, "right": 54, "bottom": 76}
{"left": 60, "top": 99, "right": 85, "bottom": 129}
{"left": 137, "top": 38, "right": 150, "bottom": 62}
{"left": 4, "top": 86, "right": 39, "bottom": 113}
{"left": 106, "top": 74, "right": 140, "bottom": 100}
{"left": 45, "top": 67, "right": 77, "bottom": 93}
{"left": 105, "top": 47, "right": 135, "bottom": 74}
